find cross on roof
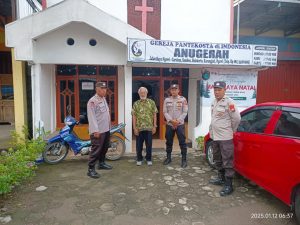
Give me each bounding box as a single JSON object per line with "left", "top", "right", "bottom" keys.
{"left": 135, "top": 0, "right": 153, "bottom": 33}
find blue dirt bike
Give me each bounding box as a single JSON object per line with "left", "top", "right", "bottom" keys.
{"left": 43, "top": 115, "right": 127, "bottom": 164}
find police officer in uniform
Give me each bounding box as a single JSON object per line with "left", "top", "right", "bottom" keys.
{"left": 163, "top": 84, "right": 188, "bottom": 168}
{"left": 209, "top": 81, "right": 241, "bottom": 196}
{"left": 87, "top": 82, "right": 112, "bottom": 179}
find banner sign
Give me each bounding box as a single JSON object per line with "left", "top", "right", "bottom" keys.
{"left": 128, "top": 39, "right": 278, "bottom": 67}
{"left": 201, "top": 71, "right": 257, "bottom": 107}
{"left": 82, "top": 82, "right": 94, "bottom": 90}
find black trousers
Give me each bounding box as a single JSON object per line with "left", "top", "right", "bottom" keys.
{"left": 212, "top": 139, "right": 235, "bottom": 178}
{"left": 165, "top": 124, "right": 187, "bottom": 156}
{"left": 136, "top": 130, "right": 153, "bottom": 161}
{"left": 88, "top": 131, "right": 110, "bottom": 168}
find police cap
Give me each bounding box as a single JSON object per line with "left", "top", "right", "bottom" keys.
{"left": 170, "top": 84, "right": 179, "bottom": 89}
{"left": 95, "top": 82, "right": 107, "bottom": 88}
{"left": 213, "top": 81, "right": 226, "bottom": 89}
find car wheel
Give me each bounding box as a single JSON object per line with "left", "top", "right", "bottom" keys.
{"left": 295, "top": 189, "right": 300, "bottom": 224}
{"left": 205, "top": 141, "right": 216, "bottom": 169}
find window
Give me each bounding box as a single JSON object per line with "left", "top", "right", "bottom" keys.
{"left": 274, "top": 111, "right": 300, "bottom": 138}
{"left": 132, "top": 67, "right": 160, "bottom": 77}
{"left": 1, "top": 85, "right": 14, "bottom": 99}
{"left": 237, "top": 109, "right": 275, "bottom": 133}
{"left": 79, "top": 78, "right": 96, "bottom": 124}
{"left": 0, "top": 52, "right": 12, "bottom": 75}
{"left": 56, "top": 65, "right": 118, "bottom": 126}
{"left": 163, "top": 68, "right": 181, "bottom": 76}
{"left": 57, "top": 65, "right": 76, "bottom": 76}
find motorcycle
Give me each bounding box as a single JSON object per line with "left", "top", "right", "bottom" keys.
{"left": 43, "top": 115, "right": 127, "bottom": 164}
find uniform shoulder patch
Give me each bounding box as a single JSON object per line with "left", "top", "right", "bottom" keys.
{"left": 88, "top": 101, "right": 95, "bottom": 108}
{"left": 229, "top": 104, "right": 235, "bottom": 112}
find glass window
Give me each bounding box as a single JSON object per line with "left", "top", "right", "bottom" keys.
{"left": 79, "top": 78, "right": 96, "bottom": 124}
{"left": 0, "top": 52, "right": 12, "bottom": 74}
{"left": 57, "top": 65, "right": 76, "bottom": 76}
{"left": 237, "top": 109, "right": 275, "bottom": 133}
{"left": 59, "top": 80, "right": 75, "bottom": 123}
{"left": 274, "top": 111, "right": 300, "bottom": 138}
{"left": 99, "top": 66, "right": 117, "bottom": 76}
{"left": 182, "top": 68, "right": 189, "bottom": 78}
{"left": 163, "top": 68, "right": 181, "bottom": 76}
{"left": 1, "top": 85, "right": 14, "bottom": 99}
{"left": 132, "top": 67, "right": 160, "bottom": 76}
{"left": 78, "top": 65, "right": 97, "bottom": 75}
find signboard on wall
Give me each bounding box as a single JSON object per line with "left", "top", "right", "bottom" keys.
{"left": 82, "top": 82, "right": 94, "bottom": 90}
{"left": 201, "top": 71, "right": 258, "bottom": 107}
{"left": 128, "top": 38, "right": 278, "bottom": 67}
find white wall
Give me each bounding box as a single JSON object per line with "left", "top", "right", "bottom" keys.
{"left": 31, "top": 64, "right": 56, "bottom": 137}
{"left": 17, "top": 0, "right": 34, "bottom": 19}
{"left": 33, "top": 22, "right": 127, "bottom": 64}
{"left": 161, "top": 0, "right": 232, "bottom": 43}
{"left": 46, "top": 0, "right": 127, "bottom": 22}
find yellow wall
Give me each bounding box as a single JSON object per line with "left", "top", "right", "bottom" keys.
{"left": 11, "top": 49, "right": 27, "bottom": 136}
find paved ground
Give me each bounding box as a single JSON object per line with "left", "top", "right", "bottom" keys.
{"left": 0, "top": 149, "right": 298, "bottom": 225}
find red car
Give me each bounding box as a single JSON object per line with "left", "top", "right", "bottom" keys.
{"left": 204, "top": 101, "right": 300, "bottom": 223}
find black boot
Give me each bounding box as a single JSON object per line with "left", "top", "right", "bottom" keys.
{"left": 163, "top": 153, "right": 172, "bottom": 165}
{"left": 98, "top": 161, "right": 113, "bottom": 170}
{"left": 220, "top": 177, "right": 234, "bottom": 196}
{"left": 181, "top": 155, "right": 187, "bottom": 168}
{"left": 209, "top": 170, "right": 225, "bottom": 186}
{"left": 87, "top": 167, "right": 100, "bottom": 179}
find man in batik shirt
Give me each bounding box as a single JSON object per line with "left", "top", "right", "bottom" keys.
{"left": 132, "top": 87, "right": 158, "bottom": 166}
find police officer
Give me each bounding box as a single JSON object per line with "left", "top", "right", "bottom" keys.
{"left": 163, "top": 84, "right": 188, "bottom": 168}
{"left": 87, "top": 81, "right": 112, "bottom": 179}
{"left": 209, "top": 81, "right": 241, "bottom": 196}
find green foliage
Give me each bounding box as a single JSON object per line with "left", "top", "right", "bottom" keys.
{"left": 195, "top": 136, "right": 204, "bottom": 150}
{"left": 0, "top": 127, "right": 46, "bottom": 195}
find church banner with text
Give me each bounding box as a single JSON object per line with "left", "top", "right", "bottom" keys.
{"left": 128, "top": 39, "right": 278, "bottom": 67}
{"left": 201, "top": 72, "right": 258, "bottom": 107}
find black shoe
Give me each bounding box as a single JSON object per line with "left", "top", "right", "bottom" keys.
{"left": 98, "top": 162, "right": 113, "bottom": 170}
{"left": 163, "top": 157, "right": 172, "bottom": 165}
{"left": 87, "top": 169, "right": 100, "bottom": 179}
{"left": 209, "top": 171, "right": 225, "bottom": 186}
{"left": 220, "top": 177, "right": 233, "bottom": 196}
{"left": 181, "top": 158, "right": 187, "bottom": 168}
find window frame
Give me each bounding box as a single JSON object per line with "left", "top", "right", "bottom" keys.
{"left": 237, "top": 106, "right": 276, "bottom": 134}
{"left": 56, "top": 65, "right": 118, "bottom": 128}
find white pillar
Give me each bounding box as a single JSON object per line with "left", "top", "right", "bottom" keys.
{"left": 118, "top": 65, "right": 125, "bottom": 123}
{"left": 124, "top": 65, "right": 132, "bottom": 153}
{"left": 31, "top": 64, "right": 56, "bottom": 137}
{"left": 188, "top": 68, "right": 200, "bottom": 148}
{"left": 31, "top": 64, "right": 41, "bottom": 138}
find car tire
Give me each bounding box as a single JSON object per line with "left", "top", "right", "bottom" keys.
{"left": 205, "top": 141, "right": 216, "bottom": 169}
{"left": 295, "top": 189, "right": 300, "bottom": 224}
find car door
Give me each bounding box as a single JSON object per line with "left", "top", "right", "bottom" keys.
{"left": 259, "top": 108, "right": 300, "bottom": 204}
{"left": 234, "top": 107, "right": 276, "bottom": 183}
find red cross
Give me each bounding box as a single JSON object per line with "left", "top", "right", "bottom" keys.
{"left": 135, "top": 0, "right": 154, "bottom": 33}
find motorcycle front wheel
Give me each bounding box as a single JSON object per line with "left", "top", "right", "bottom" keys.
{"left": 106, "top": 135, "right": 125, "bottom": 161}
{"left": 43, "top": 142, "right": 69, "bottom": 164}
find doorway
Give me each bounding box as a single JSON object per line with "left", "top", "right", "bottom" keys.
{"left": 132, "top": 79, "right": 160, "bottom": 138}
{"left": 132, "top": 67, "right": 189, "bottom": 139}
